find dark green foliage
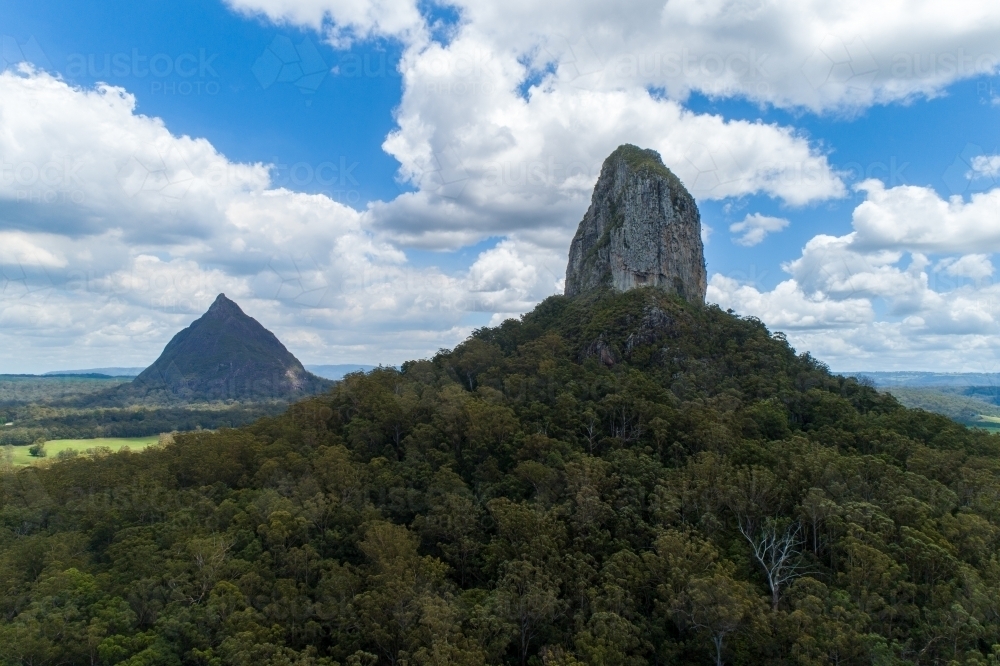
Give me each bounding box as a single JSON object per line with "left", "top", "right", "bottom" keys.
{"left": 610, "top": 144, "right": 682, "bottom": 188}
{"left": 0, "top": 375, "right": 131, "bottom": 405}
{"left": 0, "top": 399, "right": 289, "bottom": 445}
{"left": 3, "top": 289, "right": 1000, "bottom": 665}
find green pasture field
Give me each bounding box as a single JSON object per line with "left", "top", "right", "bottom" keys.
{"left": 8, "top": 436, "right": 161, "bottom": 466}
{"left": 973, "top": 416, "right": 1000, "bottom": 432}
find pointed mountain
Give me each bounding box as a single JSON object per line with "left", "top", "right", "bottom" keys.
{"left": 128, "top": 294, "right": 331, "bottom": 401}
{"left": 565, "top": 144, "right": 707, "bottom": 302}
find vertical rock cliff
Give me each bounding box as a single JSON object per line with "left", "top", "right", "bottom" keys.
{"left": 565, "top": 145, "right": 707, "bottom": 303}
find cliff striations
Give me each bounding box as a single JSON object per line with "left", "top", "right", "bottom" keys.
{"left": 565, "top": 144, "right": 707, "bottom": 302}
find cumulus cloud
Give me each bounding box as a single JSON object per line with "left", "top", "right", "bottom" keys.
{"left": 233, "top": 0, "right": 1000, "bottom": 112}
{"left": 711, "top": 180, "right": 1000, "bottom": 370}
{"left": 345, "top": 30, "right": 842, "bottom": 260}
{"left": 708, "top": 275, "right": 873, "bottom": 329}
{"left": 225, "top": 0, "right": 851, "bottom": 254}
{"left": 729, "top": 213, "right": 789, "bottom": 246}
{"left": 226, "top": 0, "right": 427, "bottom": 47}
{"left": 0, "top": 69, "right": 540, "bottom": 371}
{"left": 850, "top": 180, "right": 1000, "bottom": 253}
{"left": 217, "top": 0, "right": 1000, "bottom": 290}
{"left": 970, "top": 154, "right": 1000, "bottom": 179}
{"left": 940, "top": 254, "right": 994, "bottom": 281}
{"left": 0, "top": 232, "right": 67, "bottom": 267}
{"left": 9, "top": 0, "right": 1000, "bottom": 372}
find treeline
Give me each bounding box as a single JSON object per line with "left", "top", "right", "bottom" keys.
{"left": 0, "top": 375, "right": 129, "bottom": 409}
{"left": 0, "top": 375, "right": 295, "bottom": 444}
{"left": 886, "top": 386, "right": 1000, "bottom": 424}
{"left": 3, "top": 289, "right": 1000, "bottom": 665}
{"left": 0, "top": 403, "right": 289, "bottom": 445}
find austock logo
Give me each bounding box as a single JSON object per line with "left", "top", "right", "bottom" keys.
{"left": 0, "top": 34, "right": 51, "bottom": 72}
{"left": 65, "top": 48, "right": 221, "bottom": 96}
{"left": 942, "top": 143, "right": 1000, "bottom": 196}
{"left": 801, "top": 35, "right": 878, "bottom": 96}
{"left": 252, "top": 36, "right": 329, "bottom": 95}
{"left": 1, "top": 154, "right": 87, "bottom": 204}
{"left": 116, "top": 145, "right": 195, "bottom": 199}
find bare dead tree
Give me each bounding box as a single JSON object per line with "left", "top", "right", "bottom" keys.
{"left": 738, "top": 518, "right": 805, "bottom": 611}
{"left": 583, "top": 411, "right": 599, "bottom": 454}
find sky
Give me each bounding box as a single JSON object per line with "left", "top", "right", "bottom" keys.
{"left": 2, "top": 0, "right": 1000, "bottom": 373}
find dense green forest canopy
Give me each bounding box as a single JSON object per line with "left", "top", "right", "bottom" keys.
{"left": 0, "top": 376, "right": 289, "bottom": 445}
{"left": 0, "top": 375, "right": 130, "bottom": 409}
{"left": 3, "top": 288, "right": 1000, "bottom": 665}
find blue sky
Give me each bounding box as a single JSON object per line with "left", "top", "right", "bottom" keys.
{"left": 3, "top": 0, "right": 1000, "bottom": 373}
{"left": 2, "top": 0, "right": 408, "bottom": 203}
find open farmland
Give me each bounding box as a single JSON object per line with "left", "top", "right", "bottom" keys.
{"left": 6, "top": 435, "right": 161, "bottom": 467}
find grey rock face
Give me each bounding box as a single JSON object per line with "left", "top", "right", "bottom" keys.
{"left": 565, "top": 145, "right": 707, "bottom": 303}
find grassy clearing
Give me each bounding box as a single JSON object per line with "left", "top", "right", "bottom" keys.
{"left": 7, "top": 436, "right": 161, "bottom": 466}
{"left": 973, "top": 422, "right": 1000, "bottom": 433}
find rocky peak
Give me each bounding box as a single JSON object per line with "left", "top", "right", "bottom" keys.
{"left": 206, "top": 293, "right": 243, "bottom": 318}
{"left": 129, "top": 293, "right": 330, "bottom": 401}
{"left": 564, "top": 145, "right": 707, "bottom": 303}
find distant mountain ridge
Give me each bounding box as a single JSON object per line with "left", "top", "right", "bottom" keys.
{"left": 306, "top": 364, "right": 377, "bottom": 380}
{"left": 124, "top": 294, "right": 331, "bottom": 402}
{"left": 42, "top": 365, "right": 377, "bottom": 381}
{"left": 44, "top": 367, "right": 145, "bottom": 377}
{"left": 850, "top": 371, "right": 1000, "bottom": 387}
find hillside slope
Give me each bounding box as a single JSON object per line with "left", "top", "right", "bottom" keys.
{"left": 126, "top": 294, "right": 330, "bottom": 402}
{"left": 3, "top": 289, "right": 1000, "bottom": 665}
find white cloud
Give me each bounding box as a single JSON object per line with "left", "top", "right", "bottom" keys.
{"left": 0, "top": 69, "right": 588, "bottom": 372}
{"left": 232, "top": 0, "right": 1000, "bottom": 112}
{"left": 711, "top": 180, "right": 1000, "bottom": 370}
{"left": 220, "top": 0, "right": 852, "bottom": 254}
{"left": 0, "top": 232, "right": 67, "bottom": 267}
{"left": 970, "top": 154, "right": 1000, "bottom": 179}
{"left": 0, "top": 66, "right": 268, "bottom": 243}
{"left": 9, "top": 0, "right": 1000, "bottom": 372}
{"left": 708, "top": 275, "right": 873, "bottom": 329}
{"left": 215, "top": 0, "right": 1000, "bottom": 281}
{"left": 729, "top": 213, "right": 789, "bottom": 246}
{"left": 225, "top": 0, "right": 427, "bottom": 47}
{"left": 941, "top": 254, "right": 994, "bottom": 281}
{"left": 364, "top": 28, "right": 845, "bottom": 250}
{"left": 850, "top": 180, "right": 1000, "bottom": 253}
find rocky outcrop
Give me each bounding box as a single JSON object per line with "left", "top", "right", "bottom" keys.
{"left": 565, "top": 145, "right": 707, "bottom": 303}
{"left": 128, "top": 294, "right": 331, "bottom": 402}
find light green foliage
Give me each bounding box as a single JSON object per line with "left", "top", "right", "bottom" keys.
{"left": 9, "top": 436, "right": 159, "bottom": 467}
{"left": 3, "top": 289, "right": 1000, "bottom": 665}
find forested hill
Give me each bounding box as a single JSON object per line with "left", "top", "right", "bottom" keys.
{"left": 4, "top": 288, "right": 1000, "bottom": 665}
